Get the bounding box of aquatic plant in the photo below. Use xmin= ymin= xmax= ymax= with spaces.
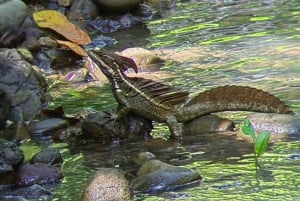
xmin=241 ymin=118 xmax=271 ymax=168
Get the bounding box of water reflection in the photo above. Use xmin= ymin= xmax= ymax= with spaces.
xmin=52 ymin=0 xmax=300 ymax=200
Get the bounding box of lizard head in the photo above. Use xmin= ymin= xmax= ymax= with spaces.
xmin=88 ymin=51 xmax=138 ymax=79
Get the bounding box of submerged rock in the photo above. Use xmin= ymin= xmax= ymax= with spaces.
xmin=247 ymin=113 xmax=300 ymax=135
xmin=0 ymin=184 xmax=52 ymax=200
xmin=82 ymin=110 xmax=153 ymax=142
xmin=83 ymin=168 xmax=132 ymax=201
xmin=0 ymin=139 xmax=24 ymax=185
xmin=90 ymin=13 xmax=139 ymax=33
xmin=118 ymin=47 xmax=164 ymax=72
xmin=131 ymin=159 xmax=202 ymax=194
xmin=15 ymin=163 xmax=63 ymax=186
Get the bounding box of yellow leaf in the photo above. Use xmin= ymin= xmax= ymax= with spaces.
xmin=33 ymin=10 xmax=91 ymax=45
xmin=56 ymin=39 xmax=88 ymax=57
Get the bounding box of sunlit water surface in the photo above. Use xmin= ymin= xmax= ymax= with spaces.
xmin=50 ymin=1 xmax=300 ymax=200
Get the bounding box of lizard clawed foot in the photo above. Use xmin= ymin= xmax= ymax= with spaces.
xmin=166 ymin=115 xmax=184 ymax=142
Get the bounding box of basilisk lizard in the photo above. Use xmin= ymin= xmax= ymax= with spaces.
xmin=87 ymin=51 xmax=292 ymax=140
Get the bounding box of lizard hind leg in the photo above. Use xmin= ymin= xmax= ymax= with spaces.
xmin=166 ymin=115 xmax=184 ymax=141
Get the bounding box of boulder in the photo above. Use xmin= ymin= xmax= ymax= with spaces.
xmin=118 ymin=47 xmax=164 ymax=72
xmin=0 ymin=139 xmax=24 ymax=185
xmin=0 ymin=48 xmax=48 ymax=121
xmin=82 ymin=110 xmax=152 ymax=142
xmin=131 ymin=159 xmax=202 ymax=194
xmin=83 ymin=168 xmax=132 ymax=201
xmin=30 ymin=147 xmax=63 ymax=165
xmin=15 ymin=163 xmax=63 ymax=186
xmin=247 ymin=113 xmax=300 ymax=135
xmin=184 ymin=114 xmax=235 ymax=134
xmin=0 ymin=0 xmax=27 ymax=35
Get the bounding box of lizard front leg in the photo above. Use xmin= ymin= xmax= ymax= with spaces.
xmin=114 ymin=106 xmax=131 ymax=120
xmin=166 ymin=115 xmax=184 ymax=141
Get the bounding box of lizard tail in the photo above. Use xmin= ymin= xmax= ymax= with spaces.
xmin=183 ymin=85 xmax=292 ymax=117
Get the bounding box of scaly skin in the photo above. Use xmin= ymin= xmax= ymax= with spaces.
xmin=88 ymin=51 xmax=293 ymax=140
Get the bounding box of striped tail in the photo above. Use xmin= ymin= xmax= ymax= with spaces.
xmin=180 ymin=85 xmax=292 ymax=121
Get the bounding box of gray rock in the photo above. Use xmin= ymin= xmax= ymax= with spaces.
xmin=0 ymin=139 xmax=24 ymax=174
xmin=0 ymin=0 xmax=27 ymax=35
xmin=1 ymin=184 xmax=52 ymax=200
xmin=83 ymin=168 xmax=132 ymax=201
xmin=0 ymin=48 xmax=48 ymax=121
xmin=15 ymin=163 xmax=63 ymax=186
xmin=30 ymin=147 xmax=63 ymax=165
xmin=0 ymin=89 xmax=11 ymax=129
xmin=28 ymin=118 xmax=69 ymax=136
xmin=68 ymin=0 xmax=100 ymax=20
xmin=82 ymin=110 xmax=152 ymax=142
xmin=132 ymin=159 xmax=202 ymax=194
xmin=184 ymin=114 xmax=235 ymax=134
xmin=118 ymin=47 xmax=164 ymax=72
xmin=247 ymin=113 xmax=300 ymax=135
xmin=132 ymin=152 xmax=155 ymax=165
xmin=0 ymin=139 xmax=24 ymax=185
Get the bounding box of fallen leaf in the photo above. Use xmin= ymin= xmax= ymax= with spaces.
xmin=33 ymin=10 xmax=91 ymax=45
xmin=56 ymin=39 xmax=88 ymax=56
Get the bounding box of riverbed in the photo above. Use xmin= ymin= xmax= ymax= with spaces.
xmin=51 ymin=1 xmax=300 ymax=200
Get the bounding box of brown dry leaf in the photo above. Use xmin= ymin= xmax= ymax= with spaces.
xmin=56 ymin=39 xmax=88 ymax=56
xmin=33 ymin=10 xmax=91 ymax=45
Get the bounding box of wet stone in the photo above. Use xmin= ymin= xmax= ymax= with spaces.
xmin=247 ymin=113 xmax=300 ymax=135
xmin=184 ymin=114 xmax=235 ymax=135
xmin=20 ymin=37 xmax=41 ymax=53
xmin=30 ymin=147 xmax=63 ymax=166
xmin=84 ymin=35 xmax=117 ymax=50
xmin=118 ymin=47 xmax=164 ymax=72
xmin=0 ymin=89 xmax=11 ymax=129
xmin=83 ymin=168 xmax=132 ymax=201
xmin=0 ymin=139 xmax=24 ymax=173
xmin=0 ymin=48 xmax=48 ymax=121
xmin=132 ymin=159 xmax=202 ymax=194
xmin=68 ymin=0 xmax=100 ymax=20
xmin=82 ymin=110 xmax=153 ymax=142
xmin=0 ymin=139 xmax=24 ymax=185
xmin=14 ymin=163 xmax=63 ymax=186
xmin=58 ymin=0 xmax=72 ymax=7
xmin=28 ymin=118 xmax=69 ymax=136
xmin=0 ymin=0 xmax=27 ymax=35
xmin=0 ymin=184 xmax=52 ymax=201
xmin=89 ymin=13 xmax=139 ymax=33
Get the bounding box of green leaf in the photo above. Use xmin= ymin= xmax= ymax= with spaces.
xmin=242 ymin=118 xmax=256 ymax=141
xmin=255 ymin=131 xmax=271 ymax=157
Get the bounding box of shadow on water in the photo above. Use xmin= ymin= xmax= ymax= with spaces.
xmin=50 ymin=0 xmax=300 ymax=200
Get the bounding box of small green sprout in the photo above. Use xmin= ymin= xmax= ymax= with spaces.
xmin=242 ymin=118 xmax=271 ymax=162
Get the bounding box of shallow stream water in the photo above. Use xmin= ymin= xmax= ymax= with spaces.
xmin=50 ymin=1 xmax=300 ymax=200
